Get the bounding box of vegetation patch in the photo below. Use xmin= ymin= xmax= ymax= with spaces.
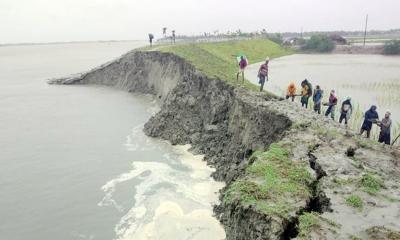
xmin=346 ymin=194 xmax=364 ymax=210
xmin=366 ymin=226 xmax=400 ymax=239
xmin=302 ymin=35 xmax=335 ymax=53
xmin=141 ymin=39 xmax=293 ymax=91
xmin=359 ymin=173 xmax=384 ymax=195
xmin=383 ymin=40 xmax=400 ymax=55
xmin=297 ymin=212 xmax=320 ymax=238
xmin=224 ymin=142 xmax=313 ymax=219
xmin=313 ymin=123 xmax=342 ymax=140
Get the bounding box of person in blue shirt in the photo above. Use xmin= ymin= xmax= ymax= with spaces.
xmin=313 ymin=85 xmax=323 ymax=114
xmin=360 ymin=105 xmax=379 ymax=138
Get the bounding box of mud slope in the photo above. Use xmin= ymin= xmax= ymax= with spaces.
xmin=49 ymin=50 xmax=400 ymax=240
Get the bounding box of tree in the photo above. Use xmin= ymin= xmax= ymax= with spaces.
xmin=162 ymin=27 xmax=167 ymax=38
xmin=303 ymin=35 xmax=335 ymax=52
xmin=383 ymin=40 xmax=400 ymax=55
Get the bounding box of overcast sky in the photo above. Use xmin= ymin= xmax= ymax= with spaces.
xmin=1 ymin=0 xmax=399 ymax=44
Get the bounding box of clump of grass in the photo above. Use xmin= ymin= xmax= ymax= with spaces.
xmin=354 ymin=135 xmax=381 ymax=149
xmin=349 ymin=235 xmax=362 ymax=240
xmin=257 ymin=202 xmax=295 ymax=217
xmin=359 ymin=173 xmax=384 ymax=195
xmin=297 ymin=212 xmax=320 ymax=237
xmin=332 ymin=177 xmax=356 ymax=186
xmin=223 ymin=180 xmax=265 ymax=204
xmin=366 ymin=226 xmax=400 ymax=239
xmin=346 ymin=194 xmax=364 ymax=210
xmin=224 ymin=142 xmax=313 ymax=219
xmin=313 ymin=124 xmax=341 ymax=139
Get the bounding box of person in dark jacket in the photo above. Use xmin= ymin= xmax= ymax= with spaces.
xmin=313 ymin=85 xmax=323 ymax=114
xmin=148 ymin=33 xmax=154 ymax=46
xmin=339 ymin=96 xmax=353 ymax=126
xmin=324 ymin=90 xmax=337 ymax=120
xmin=300 ymin=79 xmax=312 ymax=108
xmin=360 ymin=105 xmax=379 ymax=138
xmin=377 ymin=111 xmax=392 ymax=145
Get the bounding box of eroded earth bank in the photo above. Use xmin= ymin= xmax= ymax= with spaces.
xmin=49 ymin=50 xmax=400 ymax=240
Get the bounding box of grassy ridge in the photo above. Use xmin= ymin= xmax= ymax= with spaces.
xmin=144 ymin=39 xmax=293 ymax=90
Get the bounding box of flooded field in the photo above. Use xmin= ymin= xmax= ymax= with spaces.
xmin=248 ymin=54 xmax=400 ymax=141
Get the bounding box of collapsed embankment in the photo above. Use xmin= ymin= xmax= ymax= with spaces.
xmin=49 ymin=49 xmax=400 ymax=240
xmin=49 ymin=50 xmax=291 ymax=182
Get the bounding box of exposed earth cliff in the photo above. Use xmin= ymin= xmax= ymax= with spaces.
xmin=49 ymin=41 xmax=400 ymax=240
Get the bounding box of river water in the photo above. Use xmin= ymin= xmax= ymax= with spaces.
xmin=0 ymin=42 xmax=225 ymax=240
xmin=248 ymin=54 xmax=400 ymax=131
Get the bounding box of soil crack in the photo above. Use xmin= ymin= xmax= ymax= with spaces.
xmin=283 ymin=144 xmax=332 ymax=239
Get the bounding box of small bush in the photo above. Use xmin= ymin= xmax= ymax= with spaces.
xmin=303 ymin=35 xmax=335 ymax=52
xmin=383 ymin=40 xmax=400 ymax=55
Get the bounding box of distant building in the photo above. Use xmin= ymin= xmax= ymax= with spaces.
xmin=329 ymin=34 xmax=347 ymax=45
xmin=283 ymin=37 xmax=306 ymax=46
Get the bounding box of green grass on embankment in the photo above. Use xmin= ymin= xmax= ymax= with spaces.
xmin=141 ymin=39 xmax=293 ymax=91
xmin=223 ymin=142 xmax=313 ymax=219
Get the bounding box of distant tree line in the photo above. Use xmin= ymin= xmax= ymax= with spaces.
xmin=302 ymin=35 xmax=335 ymax=53
xmin=383 ymin=40 xmax=400 ymax=55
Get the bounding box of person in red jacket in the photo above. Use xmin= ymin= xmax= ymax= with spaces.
xmin=324 ymin=90 xmax=338 ymax=120
xmin=258 ymin=57 xmax=269 ymax=91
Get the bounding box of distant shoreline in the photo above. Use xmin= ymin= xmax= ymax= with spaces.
xmin=0 ymin=40 xmax=144 ymax=47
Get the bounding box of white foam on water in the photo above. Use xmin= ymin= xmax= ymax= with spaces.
xmin=146 ymin=99 xmax=160 ymax=115
xmin=123 ymin=201 xmax=225 ymax=240
xmin=100 ymin=134 xmax=225 ymax=240
xmin=124 ymin=124 xmax=153 ymax=152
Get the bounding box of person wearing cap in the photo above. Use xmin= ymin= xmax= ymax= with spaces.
xmin=324 ymin=90 xmax=337 ymax=119
xmin=360 ymin=105 xmax=379 ymax=138
xmin=258 ymin=57 xmax=269 ymax=91
xmin=377 ymin=111 xmax=392 ymax=145
xmin=339 ymin=96 xmax=353 ymax=126
xmin=286 ymin=82 xmax=297 ymax=102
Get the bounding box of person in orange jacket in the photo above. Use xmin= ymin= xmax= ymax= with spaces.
xmin=286 ymin=82 xmax=297 ymax=102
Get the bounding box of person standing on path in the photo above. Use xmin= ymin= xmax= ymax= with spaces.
xmin=313 ymin=85 xmax=323 ymax=114
xmin=339 ymin=96 xmax=353 ymax=126
xmin=377 ymin=111 xmax=392 ymax=145
xmin=360 ymin=105 xmax=379 ymax=138
xmin=258 ymin=57 xmax=269 ymax=91
xmin=236 ymin=56 xmax=248 ymax=84
xmin=324 ymin=90 xmax=338 ymax=120
xmin=172 ymin=30 xmax=176 ymax=44
xmin=148 ymin=33 xmax=154 ymax=47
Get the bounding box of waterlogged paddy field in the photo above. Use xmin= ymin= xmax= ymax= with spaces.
xmin=248 ymin=54 xmax=400 ymax=139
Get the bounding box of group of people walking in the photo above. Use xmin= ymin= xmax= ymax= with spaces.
xmin=234 ymin=55 xmax=395 ymax=146
xmin=236 ymin=55 xmax=270 ymax=92
xmin=285 ymin=79 xmax=393 ymax=145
